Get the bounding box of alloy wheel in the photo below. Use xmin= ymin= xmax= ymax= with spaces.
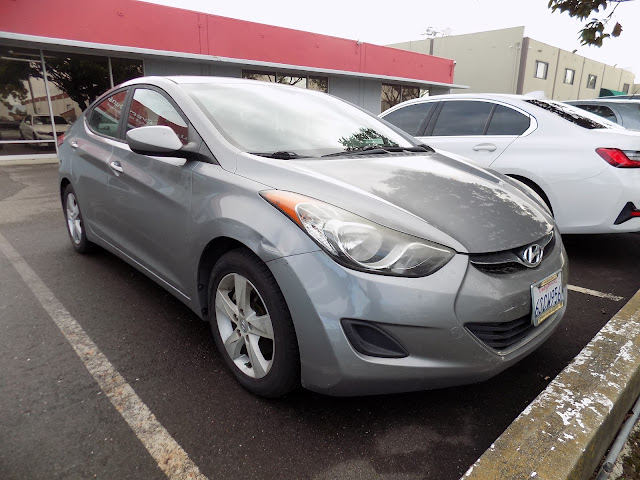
xmin=215 ymin=273 xmax=275 ymax=379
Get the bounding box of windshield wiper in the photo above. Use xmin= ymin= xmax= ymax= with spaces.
xmin=250 ymin=151 xmax=309 ymax=160
xmin=321 ymin=144 xmax=433 ymax=157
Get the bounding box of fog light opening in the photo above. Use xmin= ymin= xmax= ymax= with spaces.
xmin=341 ymin=319 xmax=408 ymax=358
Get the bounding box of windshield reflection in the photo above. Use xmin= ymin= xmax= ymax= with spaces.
xmin=184 ymin=82 xmax=412 ymax=158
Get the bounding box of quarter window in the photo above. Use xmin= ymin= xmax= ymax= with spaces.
xmin=127 ymin=89 xmax=189 ymax=145
xmin=564 ymin=69 xmax=575 ymax=85
xmin=535 ymin=61 xmax=548 ymax=80
xmin=486 ymin=105 xmax=530 ymax=135
xmin=432 ymin=101 xmax=493 ymax=136
xmin=587 ymin=74 xmax=597 ymax=89
xmin=382 ymin=103 xmax=434 ymax=136
xmin=88 ymin=90 xmax=128 ymax=139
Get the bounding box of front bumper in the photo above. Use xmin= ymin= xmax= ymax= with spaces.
xmin=267 ymin=237 xmax=568 ymax=396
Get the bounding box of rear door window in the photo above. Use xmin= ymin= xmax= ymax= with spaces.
xmin=431 ymin=101 xmax=493 ymax=136
xmin=382 ymin=102 xmax=434 ymax=136
xmin=87 ymin=90 xmax=128 ymax=139
xmin=486 ymin=105 xmax=531 ymax=135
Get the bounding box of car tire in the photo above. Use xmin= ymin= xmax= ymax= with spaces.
xmin=63 ymin=184 xmax=93 ymax=253
xmin=208 ymin=249 xmax=300 ymax=397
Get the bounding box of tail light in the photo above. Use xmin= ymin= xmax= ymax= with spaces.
xmin=56 ymin=133 xmax=65 ymax=147
xmin=596 ymin=148 xmax=640 ymax=168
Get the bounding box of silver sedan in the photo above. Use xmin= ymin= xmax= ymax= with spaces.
xmin=58 ymin=77 xmax=568 ymax=397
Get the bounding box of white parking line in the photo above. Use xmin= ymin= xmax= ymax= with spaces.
xmin=568 ymin=284 xmax=624 ymax=302
xmin=0 ymin=232 xmax=209 ymax=480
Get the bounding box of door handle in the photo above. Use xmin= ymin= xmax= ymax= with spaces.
xmin=109 ymin=161 xmax=124 ymax=174
xmin=70 ymin=141 xmax=78 ymax=149
xmin=472 ymin=143 xmax=497 ymax=152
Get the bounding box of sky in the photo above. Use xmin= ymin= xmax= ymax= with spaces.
xmin=141 ymin=0 xmax=640 ymax=83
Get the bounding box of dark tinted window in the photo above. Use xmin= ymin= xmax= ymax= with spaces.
xmin=383 ymin=103 xmax=433 ymax=136
xmin=486 ymin=105 xmax=530 ymax=135
xmin=432 ymin=101 xmax=493 ymax=136
xmin=88 ymin=90 xmax=127 ymax=138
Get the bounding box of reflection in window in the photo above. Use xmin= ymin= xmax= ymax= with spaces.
xmin=242 ymin=70 xmax=328 ymax=93
xmin=381 ymin=84 xmax=423 ymax=112
xmin=128 ymin=89 xmax=188 ymax=144
xmin=308 ymin=76 xmax=328 ymax=93
xmin=43 ymin=51 xmax=109 ymax=111
xmin=112 ymin=57 xmax=144 ymax=86
xmin=564 ymin=69 xmax=575 ymax=85
xmin=587 ymin=74 xmax=597 ymax=89
xmin=88 ymin=90 xmax=127 ymax=138
xmin=0 ymin=46 xmax=56 ymax=154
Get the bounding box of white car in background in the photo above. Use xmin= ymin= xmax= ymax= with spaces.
xmin=380 ymin=94 xmax=640 ymax=234
xmin=19 ymin=114 xmax=70 ymax=143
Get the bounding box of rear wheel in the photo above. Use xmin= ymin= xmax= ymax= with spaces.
xmin=208 ymin=249 xmax=299 ymax=397
xmin=63 ymin=184 xmax=93 ymax=253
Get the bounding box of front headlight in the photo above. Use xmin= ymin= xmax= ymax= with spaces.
xmin=261 ymin=191 xmax=455 ymax=277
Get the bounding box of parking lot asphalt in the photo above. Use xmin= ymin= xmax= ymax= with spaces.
xmin=1 ymin=163 xmax=639 ymax=480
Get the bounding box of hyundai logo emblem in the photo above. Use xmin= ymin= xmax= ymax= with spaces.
xmin=521 ymin=244 xmax=543 ymax=267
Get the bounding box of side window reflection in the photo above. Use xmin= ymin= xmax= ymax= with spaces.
xmin=88 ymin=91 xmax=127 ymax=139
xmin=127 ymin=89 xmax=188 ymax=145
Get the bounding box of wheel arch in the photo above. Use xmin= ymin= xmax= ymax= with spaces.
xmin=196 ymin=236 xmax=249 ymax=321
xmin=506 ymin=174 xmax=554 ymax=215
xmin=60 ymin=177 xmax=71 ymax=207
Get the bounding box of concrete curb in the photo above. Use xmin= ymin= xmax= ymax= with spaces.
xmin=463 ymin=287 xmax=640 ymax=480
xmin=0 ymin=157 xmax=58 ymax=166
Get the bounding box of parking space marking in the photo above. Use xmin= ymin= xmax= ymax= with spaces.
xmin=567 ymin=284 xmax=624 ymax=302
xmin=0 ymin=232 xmax=209 ymax=480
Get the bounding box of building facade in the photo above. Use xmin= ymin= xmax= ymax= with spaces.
xmin=389 ymin=27 xmax=636 ymax=100
xmin=0 ymin=0 xmax=463 ymax=159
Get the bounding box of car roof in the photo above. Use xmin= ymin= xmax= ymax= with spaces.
xmin=122 ymin=75 xmax=292 ymax=87
xmin=567 ymin=98 xmax=640 ymax=105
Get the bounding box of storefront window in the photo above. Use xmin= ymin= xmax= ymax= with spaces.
xmin=381 ymin=84 xmax=422 ymax=112
xmin=111 ymin=57 xmax=144 ymax=86
xmin=243 ymin=70 xmax=328 ymax=93
xmin=0 ymin=46 xmax=56 ymax=154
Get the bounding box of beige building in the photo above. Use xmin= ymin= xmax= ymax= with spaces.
xmin=389 ymin=27 xmax=636 ymax=100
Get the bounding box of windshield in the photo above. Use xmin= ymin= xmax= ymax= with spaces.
xmin=34 ymin=116 xmax=68 ymax=125
xmin=525 ymin=99 xmax=615 ymax=129
xmin=183 ymin=82 xmax=414 ymax=157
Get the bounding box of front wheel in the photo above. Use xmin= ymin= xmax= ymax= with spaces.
xmin=209 ymin=249 xmax=299 ymax=397
xmin=63 ymin=184 xmax=93 ymax=253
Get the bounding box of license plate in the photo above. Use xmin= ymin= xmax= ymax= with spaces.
xmin=531 ymin=270 xmax=564 ymax=326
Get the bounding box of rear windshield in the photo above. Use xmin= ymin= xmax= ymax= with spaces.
xmin=525 ymin=99 xmax=611 ymax=129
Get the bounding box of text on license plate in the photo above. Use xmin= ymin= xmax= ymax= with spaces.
xmin=531 ymin=271 xmax=564 ymax=327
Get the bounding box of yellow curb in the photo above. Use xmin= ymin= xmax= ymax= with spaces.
xmin=463 ymin=288 xmax=640 ymax=480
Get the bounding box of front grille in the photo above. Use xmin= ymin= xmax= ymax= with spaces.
xmin=469 ymin=231 xmax=556 ymax=274
xmin=465 ymin=315 xmax=534 ymax=351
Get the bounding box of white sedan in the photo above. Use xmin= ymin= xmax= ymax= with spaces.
xmin=380 ymin=93 xmax=640 ymax=234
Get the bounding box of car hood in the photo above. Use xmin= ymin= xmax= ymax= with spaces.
xmin=237 ymin=150 xmax=554 ymax=253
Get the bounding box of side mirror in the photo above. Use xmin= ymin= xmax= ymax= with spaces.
xmin=126 ymin=126 xmax=184 ymax=156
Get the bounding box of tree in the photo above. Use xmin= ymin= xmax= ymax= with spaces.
xmin=548 ymin=0 xmax=633 ymax=46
